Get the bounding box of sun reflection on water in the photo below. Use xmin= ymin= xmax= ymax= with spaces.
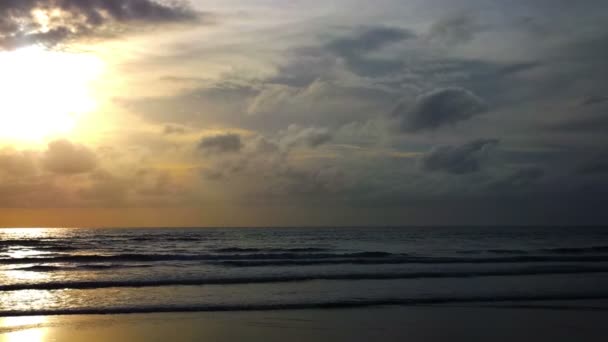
xmin=1 ymin=228 xmax=51 ymax=238
xmin=1 ymin=228 xmax=56 ymax=283
xmin=3 ymin=268 xmax=49 ymax=282
xmin=1 ymin=228 xmax=62 ymax=338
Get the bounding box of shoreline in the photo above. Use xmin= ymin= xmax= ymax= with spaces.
xmin=2 ymin=302 xmax=607 ymax=342
xmin=2 ymin=295 xmax=608 ymax=318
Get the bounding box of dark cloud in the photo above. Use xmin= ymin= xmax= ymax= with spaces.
xmin=578 ymin=153 xmax=608 ymax=175
xmin=496 ymin=61 xmax=543 ymax=76
xmin=325 ymin=26 xmax=415 ymax=76
xmin=488 ymin=167 xmax=545 ymax=191
xmin=393 ymin=87 xmax=488 ymax=132
xmin=327 ymin=26 xmax=415 ymax=56
xmin=580 ymin=95 xmax=608 ymax=107
xmin=0 ymin=0 xmax=202 ymax=49
xmin=198 ymin=133 xmax=243 ymax=154
xmin=549 ymin=114 xmax=608 ymax=133
xmin=428 ymin=13 xmax=483 ymax=45
xmin=307 ymin=130 xmax=333 ymax=147
xmin=265 ymin=166 xmax=351 ymax=198
xmin=420 ymin=139 xmax=499 ymax=174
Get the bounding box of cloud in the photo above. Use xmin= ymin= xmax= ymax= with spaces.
xmin=247 ymin=84 xmax=299 ymax=116
xmin=198 ymin=133 xmax=243 ymax=154
xmin=163 ymin=124 xmax=188 ymax=135
xmin=327 ymin=26 xmax=415 ymax=56
xmin=578 ymin=153 xmax=608 ymax=175
xmin=549 ymin=114 xmax=608 ymax=133
xmin=488 ymin=167 xmax=545 ymax=191
xmin=0 ymin=0 xmax=202 ymax=49
xmin=42 ymin=140 xmax=97 ymax=174
xmin=428 ymin=13 xmax=483 ymax=45
xmin=325 ymin=26 xmax=416 ymax=76
xmin=420 ymin=139 xmax=499 ymax=174
xmin=279 ymin=125 xmax=332 ymax=149
xmin=123 ymin=81 xmax=257 ymax=129
xmin=0 ymin=149 xmax=37 ymax=176
xmin=393 ymin=87 xmax=488 ymax=132
xmin=78 ymin=170 xmax=128 ymax=206
xmin=580 ymin=95 xmax=608 ymax=106
xmin=195 ymin=127 xmax=348 ymax=201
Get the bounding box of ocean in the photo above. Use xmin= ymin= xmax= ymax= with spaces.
xmin=1 ymin=226 xmax=608 ymax=316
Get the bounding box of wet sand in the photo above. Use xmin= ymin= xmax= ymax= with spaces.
xmin=1 ymin=302 xmax=606 ymax=342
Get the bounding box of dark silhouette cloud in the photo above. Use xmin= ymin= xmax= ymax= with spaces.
xmin=393 ymin=88 xmax=488 ymax=132
xmin=0 ymin=0 xmax=202 ymax=49
xmin=421 ymin=139 xmax=499 ymax=174
xmin=198 ymin=133 xmax=243 ymax=154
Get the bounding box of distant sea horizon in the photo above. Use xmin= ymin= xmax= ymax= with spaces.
xmin=3 ymin=224 xmax=608 ymax=229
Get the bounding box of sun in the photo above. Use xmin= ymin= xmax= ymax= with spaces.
xmin=0 ymin=46 xmax=104 ymax=142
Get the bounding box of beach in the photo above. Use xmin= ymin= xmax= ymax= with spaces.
xmin=2 ymin=303 xmax=607 ymax=342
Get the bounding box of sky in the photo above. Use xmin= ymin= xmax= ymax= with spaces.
xmin=0 ymin=0 xmax=608 ymax=227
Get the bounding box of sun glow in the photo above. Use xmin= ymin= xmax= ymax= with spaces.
xmin=0 ymin=46 xmax=104 ymax=142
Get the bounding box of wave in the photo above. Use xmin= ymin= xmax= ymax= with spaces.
xmin=2 ymin=292 xmax=608 ymax=317
xmin=0 ymin=251 xmax=396 ymax=265
xmin=14 ymin=264 xmax=154 ymax=272
xmin=4 ymin=252 xmax=608 ymax=266
xmin=457 ymin=246 xmax=608 ymax=256
xmin=3 ymin=266 xmax=608 ymax=291
xmin=485 ymin=249 xmax=528 ymax=255
xmin=541 ymin=246 xmax=608 ymax=254
xmin=0 ymin=239 xmax=55 ymax=247
xmin=128 ymin=236 xmax=202 ymax=242
xmin=214 ymin=247 xmax=329 ymax=253
xmin=0 ymin=239 xmax=79 ymax=252
xmin=218 ymin=255 xmax=608 ymax=267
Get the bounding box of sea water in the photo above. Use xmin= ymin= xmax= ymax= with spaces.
xmin=1 ymin=226 xmax=608 ymax=316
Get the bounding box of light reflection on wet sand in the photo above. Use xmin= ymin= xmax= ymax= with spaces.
xmin=0 ymin=316 xmax=47 ymax=342
xmin=0 ymin=305 xmax=607 ymax=342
